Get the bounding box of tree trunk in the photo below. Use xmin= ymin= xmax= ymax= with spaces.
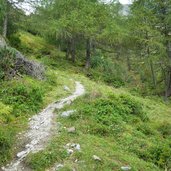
xmin=126 ymin=54 xmax=131 ymax=71
xmin=3 ymin=13 xmax=8 ymax=38
xmin=165 ymin=41 xmax=171 ymax=98
xmin=149 ymin=59 xmax=156 ymax=88
xmin=92 ymin=41 xmax=96 ymax=55
xmin=66 ymin=39 xmax=71 ymax=60
xmin=165 ymin=69 xmax=171 ymax=99
xmin=85 ymin=38 xmax=91 ymax=69
xmin=71 ymin=38 xmax=75 ymax=63
xmin=145 ymin=33 xmax=156 ymax=88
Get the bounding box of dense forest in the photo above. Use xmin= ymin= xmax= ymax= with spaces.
xmin=0 ymin=0 xmax=171 ymax=171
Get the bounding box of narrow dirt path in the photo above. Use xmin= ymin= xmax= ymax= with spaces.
xmin=2 ymin=81 xmax=85 ymax=171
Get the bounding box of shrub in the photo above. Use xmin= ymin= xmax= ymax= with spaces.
xmin=157 ymin=122 xmax=171 ymax=138
xmin=140 ymin=142 xmax=171 ymax=169
xmin=0 ymin=83 xmax=44 ymax=116
xmin=78 ymin=93 xmax=147 ymax=135
xmin=9 ymin=34 xmax=21 ymax=48
xmin=0 ymin=127 xmax=16 ymax=165
xmin=0 ymin=102 xmax=13 ymax=124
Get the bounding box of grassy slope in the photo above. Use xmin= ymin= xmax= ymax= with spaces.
xmin=0 ymin=32 xmax=75 ymax=166
xmin=1 ymin=32 xmax=171 ymax=170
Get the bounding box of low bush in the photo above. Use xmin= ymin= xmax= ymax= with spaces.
xmin=157 ymin=122 xmax=171 ymax=138
xmin=148 ymin=142 xmax=171 ymax=169
xmin=0 ymin=83 xmax=44 ymax=117
xmin=0 ymin=127 xmax=16 ymax=165
xmin=9 ymin=34 xmax=21 ymax=48
xmin=0 ymin=102 xmax=13 ymax=124
xmin=78 ymin=93 xmax=147 ymax=136
xmin=136 ymin=141 xmax=171 ymax=169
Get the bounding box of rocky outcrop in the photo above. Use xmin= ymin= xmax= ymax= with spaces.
xmin=15 ymin=50 xmax=45 ymax=80
xmin=0 ymin=35 xmax=45 ymax=80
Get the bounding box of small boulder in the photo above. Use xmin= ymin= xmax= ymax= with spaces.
xmin=71 ymin=143 xmax=81 ymax=151
xmin=75 ymin=144 xmax=81 ymax=151
xmin=64 ymin=86 xmax=70 ymax=91
xmin=67 ymin=127 xmax=76 ymax=133
xmin=61 ymin=110 xmax=75 ymax=118
xmin=121 ymin=166 xmax=132 ymax=171
xmin=92 ymin=155 xmax=101 ymax=161
xmin=55 ymin=164 xmax=64 ymax=170
xmin=67 ymin=149 xmax=74 ymax=155
xmin=17 ymin=151 xmax=28 ymax=158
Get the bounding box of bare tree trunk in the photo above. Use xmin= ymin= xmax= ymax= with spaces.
xmin=3 ymin=13 xmax=8 ymax=38
xmin=149 ymin=59 xmax=156 ymax=87
xmin=145 ymin=32 xmax=156 ymax=88
xmin=66 ymin=39 xmax=71 ymax=60
xmin=85 ymin=38 xmax=91 ymax=69
xmin=165 ymin=70 xmax=171 ymax=99
xmin=92 ymin=41 xmax=96 ymax=55
xmin=71 ymin=38 xmax=75 ymax=63
xmin=165 ymin=42 xmax=171 ymax=99
xmin=126 ymin=54 xmax=131 ymax=71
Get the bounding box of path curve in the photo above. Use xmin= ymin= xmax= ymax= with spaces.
xmin=2 ymin=81 xmax=85 ymax=171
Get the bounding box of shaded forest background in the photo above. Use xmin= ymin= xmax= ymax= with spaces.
xmin=0 ymin=0 xmax=171 ymax=98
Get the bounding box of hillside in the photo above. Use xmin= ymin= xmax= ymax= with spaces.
xmin=0 ymin=32 xmax=170 ymax=171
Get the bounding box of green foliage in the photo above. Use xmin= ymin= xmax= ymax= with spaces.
xmin=0 ymin=102 xmax=13 ymax=124
xmin=90 ymin=54 xmax=127 ymax=87
xmin=157 ymin=122 xmax=171 ymax=138
xmin=147 ymin=142 xmax=171 ymax=169
xmin=8 ymin=34 xmax=21 ymax=48
xmin=0 ymin=83 xmax=44 ymax=116
xmin=0 ymin=47 xmax=16 ymax=80
xmin=26 ymin=141 xmax=68 ymax=171
xmin=77 ymin=93 xmax=147 ymax=137
xmin=0 ymin=126 xmax=16 ymax=165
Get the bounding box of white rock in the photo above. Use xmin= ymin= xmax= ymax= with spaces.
xmin=92 ymin=155 xmax=101 ymax=161
xmin=64 ymin=86 xmax=70 ymax=91
xmin=121 ymin=166 xmax=132 ymax=171
xmin=71 ymin=143 xmax=76 ymax=148
xmin=75 ymin=144 xmax=81 ymax=151
xmin=67 ymin=149 xmax=74 ymax=155
xmin=74 ymin=159 xmax=78 ymax=163
xmin=17 ymin=151 xmax=28 ymax=158
xmin=67 ymin=127 xmax=76 ymax=133
xmin=61 ymin=110 xmax=75 ymax=118
xmin=55 ymin=164 xmax=64 ymax=170
xmin=70 ymin=143 xmax=81 ymax=150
